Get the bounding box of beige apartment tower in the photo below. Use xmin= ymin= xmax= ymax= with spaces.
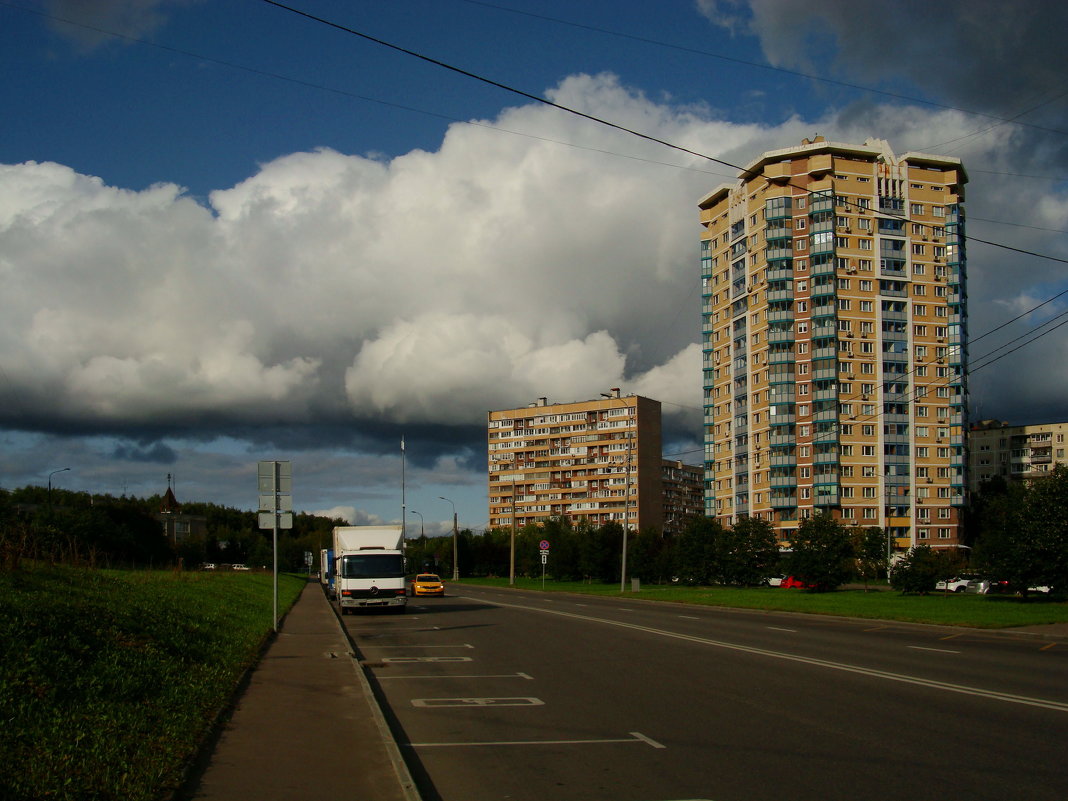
xmin=488 ymin=392 xmax=664 ymax=532
xmin=700 ymin=137 xmax=968 ymax=548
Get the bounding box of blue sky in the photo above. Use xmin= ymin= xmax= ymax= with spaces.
xmin=2 ymin=0 xmax=1067 ymax=533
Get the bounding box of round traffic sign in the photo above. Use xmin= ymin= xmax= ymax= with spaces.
xmin=539 ymin=539 xmax=550 ymax=550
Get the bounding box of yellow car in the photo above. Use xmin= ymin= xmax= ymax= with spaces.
xmin=410 ymin=573 xmax=445 ymax=597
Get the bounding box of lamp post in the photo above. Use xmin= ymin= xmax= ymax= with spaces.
xmin=601 ymin=390 xmax=634 ymax=593
xmin=409 ymin=509 xmax=424 ymax=537
xmin=48 ymin=467 xmax=70 ymax=507
xmin=491 ymin=456 xmax=517 ymax=586
xmin=439 ymin=496 xmax=459 ymax=580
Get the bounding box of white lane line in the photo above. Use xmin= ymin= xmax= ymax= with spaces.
xmin=405 ymin=731 xmax=664 ymax=749
xmin=678 ymin=615 xmax=701 ymax=620
xmin=767 ymin=626 xmax=797 ymax=633
xmin=459 ymin=595 xmax=1068 ymax=713
xmin=381 ymin=656 xmax=473 ymax=664
xmin=378 ymin=672 xmax=534 ymax=681
xmin=908 ymin=645 xmax=961 ymax=655
xmin=363 ymin=643 xmax=475 ymax=649
xmin=412 ymin=697 xmax=544 ymax=708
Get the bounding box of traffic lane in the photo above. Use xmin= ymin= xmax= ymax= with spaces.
xmin=361 ymin=594 xmax=1068 ymax=801
xmin=455 ymin=586 xmax=1068 ymax=704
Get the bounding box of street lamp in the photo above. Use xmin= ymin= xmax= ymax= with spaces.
xmin=491 ymin=456 xmax=518 ymax=586
xmin=409 ymin=509 xmax=424 ymax=537
xmin=439 ymin=496 xmax=459 ymax=580
xmin=48 ymin=467 xmax=70 ymax=507
xmin=601 ymin=390 xmax=634 ymax=593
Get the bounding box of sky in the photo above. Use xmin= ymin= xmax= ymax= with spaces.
xmin=2 ymin=0 xmax=1067 ymax=535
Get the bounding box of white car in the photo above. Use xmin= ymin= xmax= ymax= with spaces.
xmin=935 ymin=575 xmax=977 ymax=593
xmin=765 ymin=575 xmax=786 ymax=587
xmin=232 ymin=563 xmax=250 ymax=571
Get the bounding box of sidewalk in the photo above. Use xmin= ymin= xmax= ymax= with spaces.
xmin=183 ymin=580 xmax=420 ymax=801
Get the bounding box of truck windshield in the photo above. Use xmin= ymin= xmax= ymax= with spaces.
xmin=339 ymin=553 xmax=405 ymax=579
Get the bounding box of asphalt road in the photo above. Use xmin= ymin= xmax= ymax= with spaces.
xmin=341 ymin=586 xmax=1068 ymax=801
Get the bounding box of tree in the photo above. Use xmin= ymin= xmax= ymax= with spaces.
xmin=674 ymin=516 xmax=722 ymax=585
xmin=975 ymin=466 xmax=1068 ymax=595
xmin=889 ymin=544 xmax=948 ymax=594
xmin=788 ymin=513 xmax=854 ymax=592
xmin=853 ymin=526 xmax=889 ymax=590
xmin=716 ymin=516 xmax=779 ymax=586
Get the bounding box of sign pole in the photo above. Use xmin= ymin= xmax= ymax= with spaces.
xmin=273 ymin=461 xmax=279 ymax=632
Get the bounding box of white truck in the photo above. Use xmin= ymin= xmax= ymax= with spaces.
xmin=332 ymin=525 xmax=406 ymax=614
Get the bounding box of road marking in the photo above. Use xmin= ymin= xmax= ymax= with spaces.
xmin=1040 ymin=642 xmax=1057 ymax=651
xmin=378 ymin=672 xmax=534 ymax=681
xmin=461 ymin=595 xmax=1068 ymax=713
xmin=678 ymin=615 xmax=701 ymax=620
xmin=908 ymin=646 xmax=961 ymax=654
xmin=864 ymin=625 xmax=887 ymax=632
xmin=767 ymin=626 xmax=797 ymax=633
xmin=411 ymin=697 xmax=544 ymax=708
xmin=381 ymin=656 xmax=473 ymax=663
xmin=365 ymin=643 xmax=475 ymax=649
xmin=405 ymin=731 xmax=664 ymax=749
xmin=939 ymin=633 xmax=963 ymax=641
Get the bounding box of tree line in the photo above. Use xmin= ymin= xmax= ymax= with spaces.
xmin=408 ymin=466 xmax=1068 ymax=596
xmin=5 ymin=465 xmax=1066 ymax=594
xmin=0 ymin=486 xmax=342 ymax=572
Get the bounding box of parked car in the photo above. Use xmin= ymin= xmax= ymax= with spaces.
xmin=780 ymin=576 xmax=813 ymax=589
xmin=765 ymin=575 xmax=786 ymax=587
xmin=232 ymin=563 xmax=250 ymax=571
xmin=200 ymin=563 xmax=216 ymax=571
xmin=410 ymin=573 xmax=445 ymax=597
xmin=935 ymin=575 xmax=979 ymax=593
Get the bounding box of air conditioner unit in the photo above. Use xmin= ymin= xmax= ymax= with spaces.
xmin=847 ymin=266 xmax=857 ymax=274
xmin=927 ymin=478 xmax=934 ymax=483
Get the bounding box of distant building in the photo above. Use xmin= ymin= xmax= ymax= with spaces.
xmin=661 ymin=459 xmax=704 ymax=536
xmin=488 ymin=391 xmax=699 ymax=534
xmin=157 ymin=484 xmax=207 ymax=545
xmin=700 ymin=136 xmax=968 ymax=549
xmin=968 ymin=420 xmax=1068 ymax=491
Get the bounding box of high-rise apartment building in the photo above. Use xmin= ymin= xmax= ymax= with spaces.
xmin=699 ymin=137 xmax=968 ymax=548
xmin=487 ymin=392 xmax=665 ymax=532
xmin=969 ymin=420 xmax=1068 ymax=490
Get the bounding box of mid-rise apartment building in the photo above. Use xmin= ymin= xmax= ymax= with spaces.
xmin=488 ymin=392 xmax=667 ymax=532
xmin=661 ymin=459 xmax=704 ymax=536
xmin=969 ymin=420 xmax=1068 ymax=490
xmin=700 ymin=137 xmax=968 ymax=548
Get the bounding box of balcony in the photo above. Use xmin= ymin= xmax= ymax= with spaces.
xmin=767 ymin=287 xmax=795 ymax=303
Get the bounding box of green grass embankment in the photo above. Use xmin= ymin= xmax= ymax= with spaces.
xmin=0 ymin=566 xmax=306 ymax=801
xmin=454 ymin=577 xmax=1068 ymax=628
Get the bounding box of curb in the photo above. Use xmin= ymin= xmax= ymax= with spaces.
xmin=325 ymin=588 xmax=423 ymax=801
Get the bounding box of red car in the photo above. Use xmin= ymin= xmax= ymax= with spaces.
xmin=779 ymin=576 xmax=813 ymax=589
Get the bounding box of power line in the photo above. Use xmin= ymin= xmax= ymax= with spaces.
xmin=456 ymin=0 xmax=1068 ymax=139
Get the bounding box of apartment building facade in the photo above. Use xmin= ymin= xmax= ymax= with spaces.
xmin=700 ymin=137 xmax=968 ymax=548
xmin=661 ymin=459 xmax=704 ymax=535
xmin=487 ymin=392 xmax=665 ymax=532
xmin=969 ymin=420 xmax=1068 ymax=490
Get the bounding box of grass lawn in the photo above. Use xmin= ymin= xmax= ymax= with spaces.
xmin=454 ymin=577 xmax=1068 ymax=628
xmin=0 ymin=566 xmax=306 ymax=801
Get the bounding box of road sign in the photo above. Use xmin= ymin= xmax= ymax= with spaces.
xmin=540 ymin=553 xmax=547 ymax=565
xmin=539 ymin=539 xmax=550 ymax=550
